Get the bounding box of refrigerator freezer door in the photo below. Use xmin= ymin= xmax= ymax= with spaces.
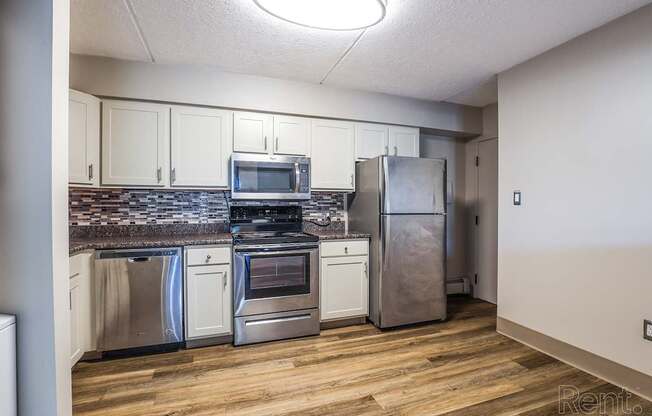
xmin=381 ymin=157 xmax=446 ymax=214
xmin=378 ymin=214 xmax=446 ymax=327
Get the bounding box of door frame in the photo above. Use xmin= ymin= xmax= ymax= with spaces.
xmin=469 ymin=137 xmax=498 ymax=304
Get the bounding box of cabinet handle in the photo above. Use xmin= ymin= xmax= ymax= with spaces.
xmin=384 ymin=146 xmax=389 ymax=155
xmin=344 ymin=246 xmax=348 ymax=254
xmin=205 ymin=254 xmax=212 ymax=263
xmin=264 ymin=136 xmax=268 ymax=150
xmin=157 ymin=167 xmax=162 ymax=182
xmin=275 ymin=137 xmax=279 ymax=152
xmin=69 ymin=291 xmax=72 ymax=311
xmin=350 ymin=174 xmax=354 ymax=187
xmin=224 ymin=270 xmax=228 ymax=289
xmin=171 ymin=168 xmax=176 ymax=183
xmin=394 ymin=146 xmax=398 ymax=156
xmin=364 ymin=262 xmax=368 ymax=277
xmin=88 ymin=164 xmax=93 ymax=180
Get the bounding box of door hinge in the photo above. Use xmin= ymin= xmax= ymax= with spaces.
xmin=475 ymin=215 xmax=479 ymax=226
xmin=474 ymin=274 xmax=478 ymax=285
xmin=475 ymin=156 xmax=479 ymax=166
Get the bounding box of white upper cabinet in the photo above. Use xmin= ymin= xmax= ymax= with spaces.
xmin=69 ymin=90 xmax=100 ymax=186
xmin=310 ymin=119 xmax=355 ymax=191
xmin=388 ymin=126 xmax=420 ymax=157
xmin=102 ymin=100 xmax=170 ymax=187
xmin=233 ymin=111 xmax=273 ymax=154
xmin=171 ymin=106 xmax=232 ymax=188
xmin=273 ymin=115 xmax=310 ymax=156
xmin=355 ymin=123 xmax=389 ymax=160
xmin=234 ymin=112 xmax=310 ymax=156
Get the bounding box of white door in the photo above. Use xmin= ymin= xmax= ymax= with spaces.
xmin=355 ymin=123 xmax=388 ymax=160
xmin=171 ymin=106 xmax=232 ymax=188
xmin=233 ymin=111 xmax=273 ymax=154
xmin=102 ymin=100 xmax=169 ymax=187
xmin=310 ymin=119 xmax=355 ymax=190
xmin=69 ymin=90 xmax=100 ymax=186
xmin=475 ymin=138 xmax=498 ymax=304
xmin=186 ymin=264 xmax=232 ymax=338
xmin=273 ymin=115 xmax=310 ymax=156
xmin=388 ymin=126 xmax=420 ymax=157
xmin=69 ymin=275 xmax=82 ymax=367
xmin=320 ymin=256 xmax=368 ymax=321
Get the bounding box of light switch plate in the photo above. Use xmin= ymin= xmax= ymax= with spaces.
xmin=644 ymin=320 xmax=652 ymax=341
xmin=513 ymin=191 xmax=522 ymax=206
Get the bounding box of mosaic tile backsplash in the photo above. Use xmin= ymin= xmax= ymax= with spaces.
xmin=69 ymin=188 xmax=345 ymax=226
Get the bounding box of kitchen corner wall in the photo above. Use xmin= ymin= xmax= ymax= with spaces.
xmin=498 ymin=4 xmax=652 ymax=377
xmin=69 ymin=188 xmax=345 ymax=226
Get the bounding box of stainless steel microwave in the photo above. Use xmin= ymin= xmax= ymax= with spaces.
xmin=230 ymin=153 xmax=311 ymax=200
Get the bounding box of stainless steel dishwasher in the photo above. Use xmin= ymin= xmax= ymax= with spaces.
xmin=94 ymin=247 xmax=183 ymax=352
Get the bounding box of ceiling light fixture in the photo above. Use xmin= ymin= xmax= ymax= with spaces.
xmin=254 ymin=0 xmax=386 ymax=31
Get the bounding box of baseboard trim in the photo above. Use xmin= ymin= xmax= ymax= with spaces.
xmin=497 ymin=317 xmax=652 ymax=401
xmin=320 ymin=316 xmax=367 ymax=330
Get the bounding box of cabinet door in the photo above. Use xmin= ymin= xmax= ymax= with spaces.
xmin=273 ymin=115 xmax=310 ymax=156
xmin=186 ymin=264 xmax=232 ymax=338
xmin=355 ymin=123 xmax=388 ymax=160
xmin=69 ymin=275 xmax=82 ymax=367
xmin=310 ymin=119 xmax=355 ymax=190
xmin=320 ymin=256 xmax=369 ymax=321
xmin=388 ymin=126 xmax=420 ymax=157
xmin=102 ymin=100 xmax=169 ymax=187
xmin=233 ymin=111 xmax=273 ymax=154
xmin=69 ymin=90 xmax=100 ymax=186
xmin=171 ymin=106 xmax=232 ymax=188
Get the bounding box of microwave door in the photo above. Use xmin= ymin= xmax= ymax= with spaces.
xmin=230 ymin=154 xmax=311 ymax=200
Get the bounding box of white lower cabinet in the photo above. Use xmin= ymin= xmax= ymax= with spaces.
xmin=69 ymin=252 xmax=93 ymax=368
xmin=319 ymin=240 xmax=369 ymax=322
xmin=185 ymin=246 xmax=232 ymax=339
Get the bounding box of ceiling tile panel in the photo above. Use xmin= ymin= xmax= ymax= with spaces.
xmin=324 ymin=0 xmax=651 ymax=100
xmin=128 ymin=0 xmax=362 ymax=83
xmin=70 ymin=0 xmax=151 ymax=61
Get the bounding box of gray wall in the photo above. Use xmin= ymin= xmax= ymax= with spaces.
xmin=420 ymin=135 xmax=468 ymax=282
xmin=0 ymin=0 xmax=71 ymax=414
xmin=69 ymin=54 xmax=482 ymax=135
xmin=498 ymin=4 xmax=652 ymax=376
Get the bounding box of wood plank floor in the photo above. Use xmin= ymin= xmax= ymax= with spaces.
xmin=72 ymin=297 xmax=651 ymax=415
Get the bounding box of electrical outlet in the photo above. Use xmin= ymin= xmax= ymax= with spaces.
xmin=644 ymin=320 xmax=652 ymax=341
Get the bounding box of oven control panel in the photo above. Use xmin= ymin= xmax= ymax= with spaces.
xmin=230 ymin=205 xmax=302 ymax=224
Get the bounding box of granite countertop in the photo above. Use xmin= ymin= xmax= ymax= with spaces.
xmin=305 ymin=229 xmax=371 ymax=240
xmin=69 ymin=224 xmax=231 ymax=255
xmin=69 ymin=233 xmax=232 ymax=255
xmin=68 ymin=223 xmax=370 ymax=255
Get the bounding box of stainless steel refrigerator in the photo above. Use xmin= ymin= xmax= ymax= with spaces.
xmin=349 ymin=156 xmax=446 ymax=328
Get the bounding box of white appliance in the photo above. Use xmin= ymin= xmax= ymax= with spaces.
xmin=0 ymin=314 xmax=17 ymax=416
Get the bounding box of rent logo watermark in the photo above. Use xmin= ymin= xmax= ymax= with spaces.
xmin=559 ymin=386 xmax=644 ymax=415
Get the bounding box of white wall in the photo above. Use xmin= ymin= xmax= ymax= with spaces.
xmin=420 ymin=135 xmax=468 ymax=282
xmin=498 ymin=4 xmax=652 ymax=376
xmin=0 ymin=1 xmax=71 ymax=415
xmin=69 ymin=54 xmax=482 ymax=135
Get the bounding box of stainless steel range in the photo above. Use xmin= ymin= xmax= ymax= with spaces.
xmin=231 ymin=206 xmax=320 ymax=346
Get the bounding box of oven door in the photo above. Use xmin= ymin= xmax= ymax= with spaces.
xmin=230 ymin=154 xmax=310 ymax=200
xmin=234 ymin=244 xmax=319 ymax=317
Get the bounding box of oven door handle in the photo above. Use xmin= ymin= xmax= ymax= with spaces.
xmin=234 ymin=243 xmax=318 ymax=252
xmin=236 ymin=248 xmax=317 ymax=257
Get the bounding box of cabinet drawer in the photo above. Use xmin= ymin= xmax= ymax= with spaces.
xmin=186 ymin=246 xmax=231 ymax=266
xmin=320 ymin=240 xmax=368 ymax=258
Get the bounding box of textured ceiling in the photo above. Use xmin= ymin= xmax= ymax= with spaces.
xmin=70 ymin=0 xmax=651 ymax=107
